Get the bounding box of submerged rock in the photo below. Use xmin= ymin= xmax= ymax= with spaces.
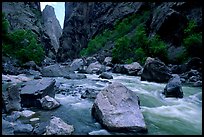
xmin=163 ymin=74 xmax=183 ymax=98
xmin=92 ymin=82 xmax=147 ymax=133
xmin=45 ymin=116 xmax=74 ymax=135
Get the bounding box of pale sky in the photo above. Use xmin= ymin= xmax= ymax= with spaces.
xmin=40 ymin=2 xmax=65 ymax=29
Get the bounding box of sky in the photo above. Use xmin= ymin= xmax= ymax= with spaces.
xmin=40 ymin=2 xmax=65 ymax=29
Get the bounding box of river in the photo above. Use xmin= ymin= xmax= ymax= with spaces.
xmin=29 ymin=72 xmax=202 ymax=135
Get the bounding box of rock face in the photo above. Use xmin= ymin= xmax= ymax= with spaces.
xmin=57 ymin=2 xmax=145 ymax=62
xmin=163 ymin=74 xmax=183 ymax=98
xmin=46 ymin=116 xmax=74 ymax=135
xmin=42 ymin=5 xmax=62 ymax=56
xmin=92 ymin=82 xmax=147 ymax=133
xmin=141 ymin=57 xmax=172 ymax=83
xmin=20 ymin=79 xmax=56 ymax=107
xmin=2 ymin=84 xmax=21 ymax=113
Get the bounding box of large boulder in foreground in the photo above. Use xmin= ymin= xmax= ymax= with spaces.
xmin=45 ymin=116 xmax=74 ymax=135
xmin=20 ymin=78 xmax=56 ymax=108
xmin=92 ymin=82 xmax=147 ymax=133
xmin=163 ymin=74 xmax=183 ymax=98
xmin=141 ymin=57 xmax=172 ymax=83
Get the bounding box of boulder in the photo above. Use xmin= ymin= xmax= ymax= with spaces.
xmin=20 ymin=78 xmax=56 ymax=108
xmin=22 ymin=61 xmax=41 ymax=71
xmin=141 ymin=57 xmax=172 ymax=83
xmin=186 ymin=57 xmax=202 ymax=72
xmin=81 ymin=88 xmax=100 ymax=99
xmin=86 ymin=61 xmax=105 ymax=74
xmin=99 ymin=72 xmax=113 ymax=79
xmin=2 ymin=83 xmax=21 ymax=113
xmin=92 ymin=82 xmax=147 ymax=133
xmin=33 ymin=122 xmax=49 ymax=135
xmin=45 ymin=116 xmax=74 ymax=135
xmin=41 ymin=64 xmax=73 ymax=77
xmin=88 ymin=129 xmax=111 ymax=135
xmin=20 ymin=110 xmax=35 ymax=118
xmin=103 ymin=57 xmax=113 ymax=67
xmin=13 ymin=123 xmax=33 ymax=135
xmin=86 ymin=57 xmax=97 ymax=66
xmin=2 ymin=118 xmax=14 ymax=135
xmin=70 ymin=58 xmax=85 ymax=71
xmin=40 ymin=95 xmax=60 ymax=110
xmin=163 ymin=74 xmax=183 ymax=98
xmin=112 ymin=64 xmax=127 ymax=74
xmin=193 ymin=81 xmax=202 ymax=87
xmin=124 ymin=62 xmax=143 ymax=76
xmin=3 ymin=111 xmax=21 ymax=122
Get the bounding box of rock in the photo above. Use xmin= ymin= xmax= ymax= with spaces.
xmin=30 ymin=118 xmax=40 ymax=122
xmin=22 ymin=61 xmax=41 ymax=71
xmin=20 ymin=110 xmax=36 ymax=118
xmin=2 ymin=118 xmax=14 ymax=135
xmin=20 ymin=78 xmax=56 ymax=108
xmin=193 ymin=81 xmax=202 ymax=87
xmin=26 ymin=69 xmax=42 ymax=78
xmin=2 ymin=74 xmax=32 ymax=84
xmin=103 ymin=57 xmax=113 ymax=67
xmin=64 ymin=73 xmax=87 ymax=79
xmin=112 ymin=64 xmax=127 ymax=74
xmin=3 ymin=111 xmax=21 ymax=122
xmin=2 ymin=57 xmax=22 ymax=75
xmin=86 ymin=61 xmax=105 ymax=74
xmin=40 ymin=95 xmax=60 ymax=110
xmin=92 ymin=82 xmax=147 ymax=132
xmin=170 ymin=64 xmax=187 ymax=74
xmin=2 ymin=83 xmax=21 ymax=113
xmin=81 ymin=89 xmax=100 ymax=99
xmin=163 ymin=74 xmax=183 ymax=98
xmin=13 ymin=123 xmax=33 ymax=135
xmin=45 ymin=116 xmax=74 ymax=135
xmin=41 ymin=64 xmax=73 ymax=77
xmin=124 ymin=62 xmax=143 ymax=76
xmin=187 ymin=69 xmax=200 ymax=77
xmin=188 ymin=76 xmax=200 ymax=82
xmin=33 ymin=122 xmax=49 ymax=135
xmin=42 ymin=5 xmax=62 ymax=54
xmin=99 ymin=72 xmax=113 ymax=79
xmin=88 ymin=129 xmax=111 ymax=135
xmin=86 ymin=57 xmax=97 ymax=66
xmin=70 ymin=58 xmax=85 ymax=71
xmin=141 ymin=57 xmax=172 ymax=83
xmin=186 ymin=57 xmax=202 ymax=72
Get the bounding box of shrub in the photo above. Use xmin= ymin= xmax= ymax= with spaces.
xmin=112 ymin=36 xmax=131 ymax=63
xmin=134 ymin=47 xmax=147 ymax=64
xmin=2 ymin=12 xmax=10 ymax=37
xmin=148 ymin=35 xmax=168 ymax=62
xmin=2 ymin=29 xmax=45 ymax=65
xmin=183 ymin=32 xmax=202 ymax=58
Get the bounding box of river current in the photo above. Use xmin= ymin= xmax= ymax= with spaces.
xmin=30 ymin=72 xmax=202 ymax=135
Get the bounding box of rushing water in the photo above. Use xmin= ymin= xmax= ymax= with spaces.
xmin=29 ymin=72 xmax=202 ymax=135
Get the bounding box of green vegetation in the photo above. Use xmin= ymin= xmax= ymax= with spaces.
xmin=2 ymin=13 xmax=45 ymax=65
xmin=80 ymin=11 xmax=150 ymax=57
xmin=112 ymin=24 xmax=168 ymax=64
xmin=183 ymin=20 xmax=202 ymax=59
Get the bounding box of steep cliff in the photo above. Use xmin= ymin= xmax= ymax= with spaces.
xmin=2 ymin=2 xmax=62 ymax=60
xmin=42 ymin=5 xmax=62 ymax=57
xmin=58 ymin=2 xmax=202 ymax=63
xmin=57 ymin=2 xmax=146 ymax=62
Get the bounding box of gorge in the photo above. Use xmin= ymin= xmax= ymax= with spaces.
xmin=2 ymin=2 xmax=202 ymax=135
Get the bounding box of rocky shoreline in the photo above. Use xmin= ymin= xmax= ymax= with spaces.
xmin=2 ymin=56 xmax=202 ymax=135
